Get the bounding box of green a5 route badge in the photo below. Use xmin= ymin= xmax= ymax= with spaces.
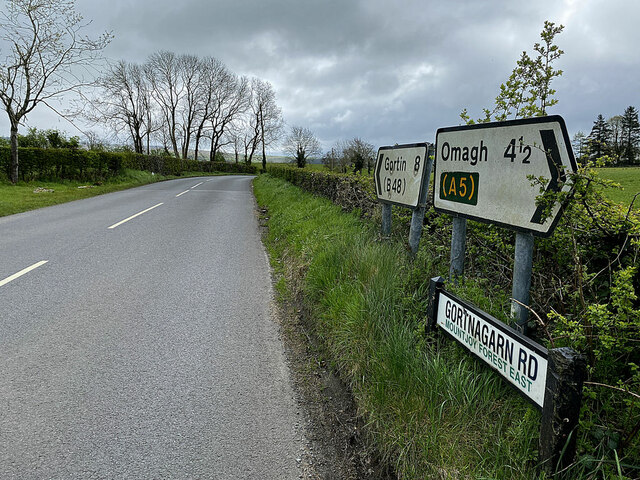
xmin=439 ymin=172 xmax=479 ymax=205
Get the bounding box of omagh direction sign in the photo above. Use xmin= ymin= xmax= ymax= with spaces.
xmin=375 ymin=143 xmax=430 ymax=208
xmin=434 ymin=116 xmax=577 ymax=236
xmin=435 ymin=288 xmax=549 ymax=408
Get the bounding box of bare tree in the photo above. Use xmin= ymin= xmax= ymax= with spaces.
xmin=0 ymin=0 xmax=111 ymax=183
xmin=146 ymin=51 xmax=183 ymax=158
xmin=284 ymin=126 xmax=322 ymax=168
xmin=178 ymin=54 xmax=204 ymax=159
xmin=89 ymin=61 xmax=154 ymax=154
xmin=192 ymin=57 xmax=221 ymax=160
xmin=207 ymin=73 xmax=249 ymax=162
xmin=228 ymin=127 xmax=243 ymax=164
xmin=240 ymin=113 xmax=260 ymax=165
xmin=250 ymin=78 xmax=283 ymax=170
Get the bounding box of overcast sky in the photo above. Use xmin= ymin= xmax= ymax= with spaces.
xmin=3 ymin=0 xmax=639 ymax=153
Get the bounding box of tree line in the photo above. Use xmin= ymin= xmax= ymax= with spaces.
xmin=0 ymin=0 xmax=287 ymax=182
xmin=89 ymin=52 xmax=283 ymax=170
xmin=574 ymin=106 xmax=640 ymax=165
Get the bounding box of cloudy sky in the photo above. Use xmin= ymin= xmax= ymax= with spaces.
xmin=3 ymin=0 xmax=639 ymax=153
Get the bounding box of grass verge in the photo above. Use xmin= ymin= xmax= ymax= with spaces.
xmin=0 ymin=169 xmax=224 ymax=217
xmin=254 ymin=175 xmax=542 ymax=479
xmin=596 ymin=166 xmax=640 ymax=208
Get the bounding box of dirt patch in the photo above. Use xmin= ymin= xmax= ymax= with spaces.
xmin=259 ymin=207 xmax=395 ymax=480
xmin=278 ymin=300 xmax=395 ymax=480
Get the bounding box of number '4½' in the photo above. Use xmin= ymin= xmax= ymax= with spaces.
xmin=504 ymin=137 xmax=531 ymax=164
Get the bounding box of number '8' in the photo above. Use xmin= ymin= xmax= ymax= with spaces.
xmin=413 ymin=156 xmax=421 ymax=175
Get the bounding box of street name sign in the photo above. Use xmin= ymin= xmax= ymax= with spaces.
xmin=434 ymin=116 xmax=577 ymax=236
xmin=436 ymin=288 xmax=549 ymax=408
xmin=375 ymin=143 xmax=430 ymax=208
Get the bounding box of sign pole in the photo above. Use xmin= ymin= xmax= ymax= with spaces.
xmin=449 ymin=216 xmax=467 ymax=281
xmin=408 ymin=155 xmax=434 ymax=255
xmin=511 ymin=232 xmax=534 ymax=333
xmin=381 ymin=203 xmax=392 ymax=237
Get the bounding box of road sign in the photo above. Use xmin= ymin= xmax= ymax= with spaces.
xmin=436 ymin=288 xmax=549 ymax=408
xmin=434 ymin=116 xmax=576 ymax=236
xmin=375 ymin=143 xmax=430 ymax=208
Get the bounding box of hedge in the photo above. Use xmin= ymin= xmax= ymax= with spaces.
xmin=0 ymin=147 xmax=259 ymax=181
xmin=266 ymin=163 xmax=378 ymax=217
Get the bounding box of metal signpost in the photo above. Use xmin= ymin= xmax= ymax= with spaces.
xmin=374 ymin=143 xmax=432 ymax=254
xmin=433 ymin=116 xmax=576 ymax=331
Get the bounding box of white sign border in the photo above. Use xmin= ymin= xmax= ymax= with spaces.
xmin=433 ymin=115 xmax=577 ymax=237
xmin=435 ymin=289 xmax=549 ymax=409
xmin=374 ymin=142 xmax=430 ymax=209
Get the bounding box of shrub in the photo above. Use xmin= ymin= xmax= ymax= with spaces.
xmin=267 ymin=163 xmax=378 ymax=217
xmin=0 ymin=147 xmax=259 ymax=181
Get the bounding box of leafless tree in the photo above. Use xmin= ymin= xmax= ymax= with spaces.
xmin=192 ymin=57 xmax=221 ymax=160
xmin=89 ymin=61 xmax=155 ymax=154
xmin=146 ymin=51 xmax=183 ymax=158
xmin=284 ymin=126 xmax=322 ymax=168
xmin=249 ymin=78 xmax=283 ymax=170
xmin=228 ymin=127 xmax=244 ymax=164
xmin=207 ymin=72 xmax=249 ymax=162
xmin=239 ymin=113 xmax=260 ymax=165
xmin=177 ymin=54 xmax=204 ymax=159
xmin=0 ymin=0 xmax=111 ymax=182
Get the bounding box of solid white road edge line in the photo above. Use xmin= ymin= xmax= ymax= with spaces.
xmin=176 ymin=190 xmax=190 ymax=197
xmin=108 ymin=203 xmax=164 ymax=229
xmin=0 ymin=260 xmax=49 ymax=288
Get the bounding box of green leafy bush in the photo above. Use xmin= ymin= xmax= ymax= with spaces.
xmin=0 ymin=147 xmax=258 ymax=181
xmin=267 ymin=163 xmax=378 ymax=217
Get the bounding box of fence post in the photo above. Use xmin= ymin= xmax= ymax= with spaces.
xmin=449 ymin=216 xmax=467 ymax=282
xmin=539 ymin=347 xmax=587 ymax=476
xmin=425 ymin=276 xmax=445 ymax=333
xmin=382 ymin=203 xmax=392 ymax=237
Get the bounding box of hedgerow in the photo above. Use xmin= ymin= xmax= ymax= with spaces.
xmin=0 ymin=146 xmax=258 ymax=181
xmin=266 ymin=163 xmax=378 ymax=218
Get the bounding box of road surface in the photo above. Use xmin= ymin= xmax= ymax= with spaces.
xmin=0 ymin=176 xmax=306 ymax=479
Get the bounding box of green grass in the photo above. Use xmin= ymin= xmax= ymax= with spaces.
xmin=254 ymin=175 xmax=541 ymax=479
xmin=0 ymin=170 xmax=222 ymax=217
xmin=596 ymin=166 xmax=640 ymax=208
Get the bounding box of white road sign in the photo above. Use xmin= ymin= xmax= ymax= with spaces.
xmin=436 ymin=290 xmax=549 ymax=408
xmin=375 ymin=143 xmax=430 ymax=208
xmin=434 ymin=116 xmax=577 ymax=236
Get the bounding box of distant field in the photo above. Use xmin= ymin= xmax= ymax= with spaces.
xmin=596 ymin=167 xmax=640 ymax=208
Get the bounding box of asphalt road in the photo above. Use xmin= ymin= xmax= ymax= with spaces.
xmin=0 ymin=176 xmax=306 ymax=479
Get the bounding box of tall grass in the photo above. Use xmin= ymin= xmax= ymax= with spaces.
xmin=254 ymin=175 xmax=542 ymax=479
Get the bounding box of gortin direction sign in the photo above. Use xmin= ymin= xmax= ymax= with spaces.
xmin=375 ymin=143 xmax=430 ymax=208
xmin=436 ymin=289 xmax=549 ymax=408
xmin=434 ymin=116 xmax=577 ymax=236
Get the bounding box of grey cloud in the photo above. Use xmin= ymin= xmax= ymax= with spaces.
xmin=6 ymin=0 xmax=640 ymax=152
